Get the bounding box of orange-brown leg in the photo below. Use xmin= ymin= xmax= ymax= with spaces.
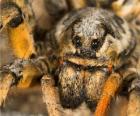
xmin=41 ymin=74 xmax=63 ymax=116
xmin=94 ymin=73 xmax=122 ymax=116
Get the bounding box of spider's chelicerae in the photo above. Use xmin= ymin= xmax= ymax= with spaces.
xmin=0 ymin=1 xmax=140 ymax=116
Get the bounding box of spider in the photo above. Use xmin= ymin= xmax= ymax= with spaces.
xmin=52 ymin=7 xmax=140 ymax=116
xmin=0 ymin=1 xmax=140 ymax=116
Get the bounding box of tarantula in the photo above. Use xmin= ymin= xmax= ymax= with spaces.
xmin=0 ymin=1 xmax=140 ymax=116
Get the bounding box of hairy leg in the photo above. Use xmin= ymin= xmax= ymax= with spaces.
xmin=41 ymin=74 xmax=63 ymax=116
xmin=127 ymin=78 xmax=140 ymax=116
xmin=0 ymin=57 xmax=48 ymax=106
xmin=94 ymin=73 xmax=122 ymax=116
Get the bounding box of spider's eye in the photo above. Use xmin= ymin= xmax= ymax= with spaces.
xmin=8 ymin=16 xmax=23 ymax=28
xmin=91 ymin=39 xmax=101 ymax=51
xmin=72 ymin=35 xmax=82 ymax=48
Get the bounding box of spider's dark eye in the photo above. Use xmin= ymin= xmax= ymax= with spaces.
xmin=8 ymin=16 xmax=23 ymax=28
xmin=72 ymin=35 xmax=82 ymax=48
xmin=91 ymin=39 xmax=101 ymax=51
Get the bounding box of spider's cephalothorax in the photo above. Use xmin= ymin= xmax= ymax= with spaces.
xmin=54 ymin=7 xmax=139 ymax=114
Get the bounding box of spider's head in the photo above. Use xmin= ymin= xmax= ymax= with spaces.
xmin=0 ymin=2 xmax=36 ymax=59
xmin=71 ymin=16 xmax=107 ymax=58
xmin=57 ymin=8 xmax=134 ymax=67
